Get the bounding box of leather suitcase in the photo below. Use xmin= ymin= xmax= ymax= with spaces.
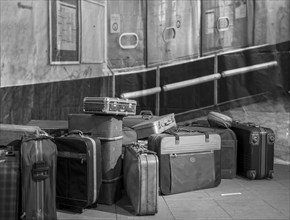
xmin=123 ymin=143 xmax=158 ymax=215
xmin=83 ymin=97 xmax=137 ymax=116
xmin=127 ymin=113 xmax=176 ymax=139
xmin=231 ymin=121 xmax=275 ymax=180
xmin=0 ymin=124 xmax=41 ymax=147
xmin=68 ymin=113 xmax=123 ymax=138
xmin=21 ymin=132 xmax=58 ymax=220
xmin=179 ymin=123 xmax=237 ymax=179
xmin=54 ymin=131 xmax=102 ymax=212
xmin=0 ymin=151 xmax=20 ymax=220
xmin=98 ymin=136 xmax=123 ymax=205
xmin=148 ymin=131 xmax=221 ymax=195
xmin=26 ymin=120 xmax=68 ymax=137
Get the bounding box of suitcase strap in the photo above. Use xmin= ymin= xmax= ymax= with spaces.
xmin=172 ymin=129 xmax=210 ymax=143
xmin=32 ymin=161 xmax=49 ymax=181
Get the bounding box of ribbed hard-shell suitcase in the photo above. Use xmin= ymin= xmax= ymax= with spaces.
xmin=148 ymin=131 xmax=221 ymax=195
xmin=98 ymin=136 xmax=123 ymax=205
xmin=231 ymin=121 xmax=275 ymax=180
xmin=0 ymin=124 xmax=41 ymax=147
xmin=21 ymin=132 xmax=57 ymax=220
xmin=0 ymin=151 xmax=20 ymax=220
xmin=68 ymin=113 xmax=123 ymax=138
xmin=179 ymin=124 xmax=237 ymax=179
xmin=54 ymin=131 xmax=101 ymax=213
xmin=27 ymin=120 xmax=68 ymax=137
xmin=123 ymin=144 xmax=158 ymax=215
xmin=83 ymin=97 xmax=137 ymax=116
xmin=126 ymin=113 xmax=176 ymax=139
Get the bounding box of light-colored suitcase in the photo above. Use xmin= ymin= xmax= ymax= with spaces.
xmin=123 ymin=143 xmax=158 ymax=215
xmin=129 ymin=113 xmax=176 ymax=139
xmin=148 ymin=131 xmax=221 ymax=195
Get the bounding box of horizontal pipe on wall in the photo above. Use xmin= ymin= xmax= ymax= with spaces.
xmin=120 ymin=87 xmax=161 ymax=99
xmin=163 ymin=73 xmax=221 ymax=92
xmin=221 ymin=61 xmax=278 ymax=78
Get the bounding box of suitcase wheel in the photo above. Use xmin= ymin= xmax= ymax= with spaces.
xmin=267 ymin=170 xmax=274 ymax=179
xmin=246 ymin=170 xmax=256 ymax=180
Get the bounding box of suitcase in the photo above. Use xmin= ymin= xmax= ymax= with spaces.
xmin=98 ymin=136 xmax=123 ymax=205
xmin=0 ymin=124 xmax=41 ymax=147
xmin=123 ymin=143 xmax=158 ymax=215
xmin=68 ymin=113 xmax=123 ymax=138
xmin=54 ymin=131 xmax=102 ymax=212
xmin=21 ymin=132 xmax=57 ymax=220
xmin=207 ymin=111 xmax=233 ymax=128
xmin=0 ymin=151 xmax=20 ymax=220
xmin=179 ymin=123 xmax=237 ymax=179
xmin=123 ymin=110 xmax=158 ymax=128
xmin=148 ymin=131 xmax=221 ymax=195
xmin=83 ymin=97 xmax=137 ymax=116
xmin=27 ymin=120 xmax=68 ymax=137
xmin=231 ymin=121 xmax=275 ymax=180
xmin=127 ymin=113 xmax=176 ymax=140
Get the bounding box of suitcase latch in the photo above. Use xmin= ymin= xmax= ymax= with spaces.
xmin=32 ymin=161 xmax=49 ymax=181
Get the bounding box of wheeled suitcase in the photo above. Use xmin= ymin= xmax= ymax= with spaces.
xmin=27 ymin=120 xmax=68 ymax=137
xmin=179 ymin=123 xmax=237 ymax=179
xmin=21 ymin=132 xmax=57 ymax=220
xmin=54 ymin=131 xmax=102 ymax=212
xmin=0 ymin=151 xmax=20 ymax=220
xmin=123 ymin=143 xmax=158 ymax=215
xmin=0 ymin=124 xmax=41 ymax=147
xmin=98 ymin=136 xmax=123 ymax=205
xmin=231 ymin=121 xmax=275 ymax=180
xmin=126 ymin=113 xmax=176 ymax=139
xmin=83 ymin=97 xmax=137 ymax=116
xmin=68 ymin=113 xmax=123 ymax=138
xmin=148 ymin=131 xmax=221 ymax=195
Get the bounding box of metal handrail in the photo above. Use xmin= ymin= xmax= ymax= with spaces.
xmin=162 ymin=73 xmax=221 ymax=92
xmin=221 ymin=61 xmax=278 ymax=78
xmin=120 ymin=87 xmax=161 ymax=99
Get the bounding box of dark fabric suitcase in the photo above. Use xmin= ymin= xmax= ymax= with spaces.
xmin=98 ymin=136 xmax=123 ymax=205
xmin=207 ymin=111 xmax=233 ymax=128
xmin=83 ymin=97 xmax=137 ymax=116
xmin=0 ymin=124 xmax=41 ymax=147
xmin=68 ymin=113 xmax=123 ymax=138
xmin=125 ymin=113 xmax=176 ymax=139
xmin=123 ymin=144 xmax=158 ymax=215
xmin=26 ymin=120 xmax=68 ymax=137
xmin=148 ymin=131 xmax=221 ymax=195
xmin=231 ymin=121 xmax=275 ymax=180
xmin=21 ymin=133 xmax=57 ymax=220
xmin=179 ymin=123 xmax=237 ymax=179
xmin=54 ymin=131 xmax=102 ymax=212
xmin=0 ymin=151 xmax=20 ymax=220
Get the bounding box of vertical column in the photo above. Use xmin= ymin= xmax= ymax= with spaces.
xmin=155 ymin=66 xmax=160 ymax=116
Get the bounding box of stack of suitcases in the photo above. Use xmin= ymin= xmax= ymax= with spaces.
xmin=0 ymin=97 xmax=276 ymax=219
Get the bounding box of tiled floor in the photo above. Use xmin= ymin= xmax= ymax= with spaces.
xmin=57 ymin=95 xmax=290 ymax=220
xmin=57 ymin=164 xmax=290 ymax=220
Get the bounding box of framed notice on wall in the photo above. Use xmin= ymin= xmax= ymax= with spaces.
xmin=49 ymin=0 xmax=79 ymax=64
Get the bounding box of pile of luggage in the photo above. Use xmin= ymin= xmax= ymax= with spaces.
xmin=0 ymin=97 xmax=275 ymax=219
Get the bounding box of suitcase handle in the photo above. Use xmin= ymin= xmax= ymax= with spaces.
xmin=177 ymin=128 xmax=210 ymax=142
xmin=67 ymin=130 xmax=84 ymax=137
xmin=140 ymin=110 xmax=154 ymax=120
xmin=32 ymin=161 xmax=49 ymax=181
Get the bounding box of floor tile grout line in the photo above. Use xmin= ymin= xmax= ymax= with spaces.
xmin=213 ymin=199 xmax=234 ymax=220
xmin=262 ymin=198 xmax=289 ymax=218
xmin=162 ymin=195 xmax=177 ymax=220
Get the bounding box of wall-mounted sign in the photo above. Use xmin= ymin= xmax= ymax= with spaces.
xmin=110 ymin=14 xmax=120 ymax=33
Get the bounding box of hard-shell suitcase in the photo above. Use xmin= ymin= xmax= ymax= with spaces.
xmin=0 ymin=124 xmax=41 ymax=147
xmin=68 ymin=113 xmax=123 ymax=138
xmin=27 ymin=120 xmax=68 ymax=137
xmin=127 ymin=113 xmax=176 ymax=139
xmin=179 ymin=124 xmax=237 ymax=179
xmin=123 ymin=110 xmax=158 ymax=128
xmin=83 ymin=97 xmax=137 ymax=116
xmin=54 ymin=131 xmax=102 ymax=212
xmin=123 ymin=144 xmax=158 ymax=216
xmin=0 ymin=151 xmax=20 ymax=220
xmin=148 ymin=131 xmax=221 ymax=195
xmin=98 ymin=136 xmax=123 ymax=205
xmin=21 ymin=132 xmax=57 ymax=220
xmin=231 ymin=121 xmax=275 ymax=180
